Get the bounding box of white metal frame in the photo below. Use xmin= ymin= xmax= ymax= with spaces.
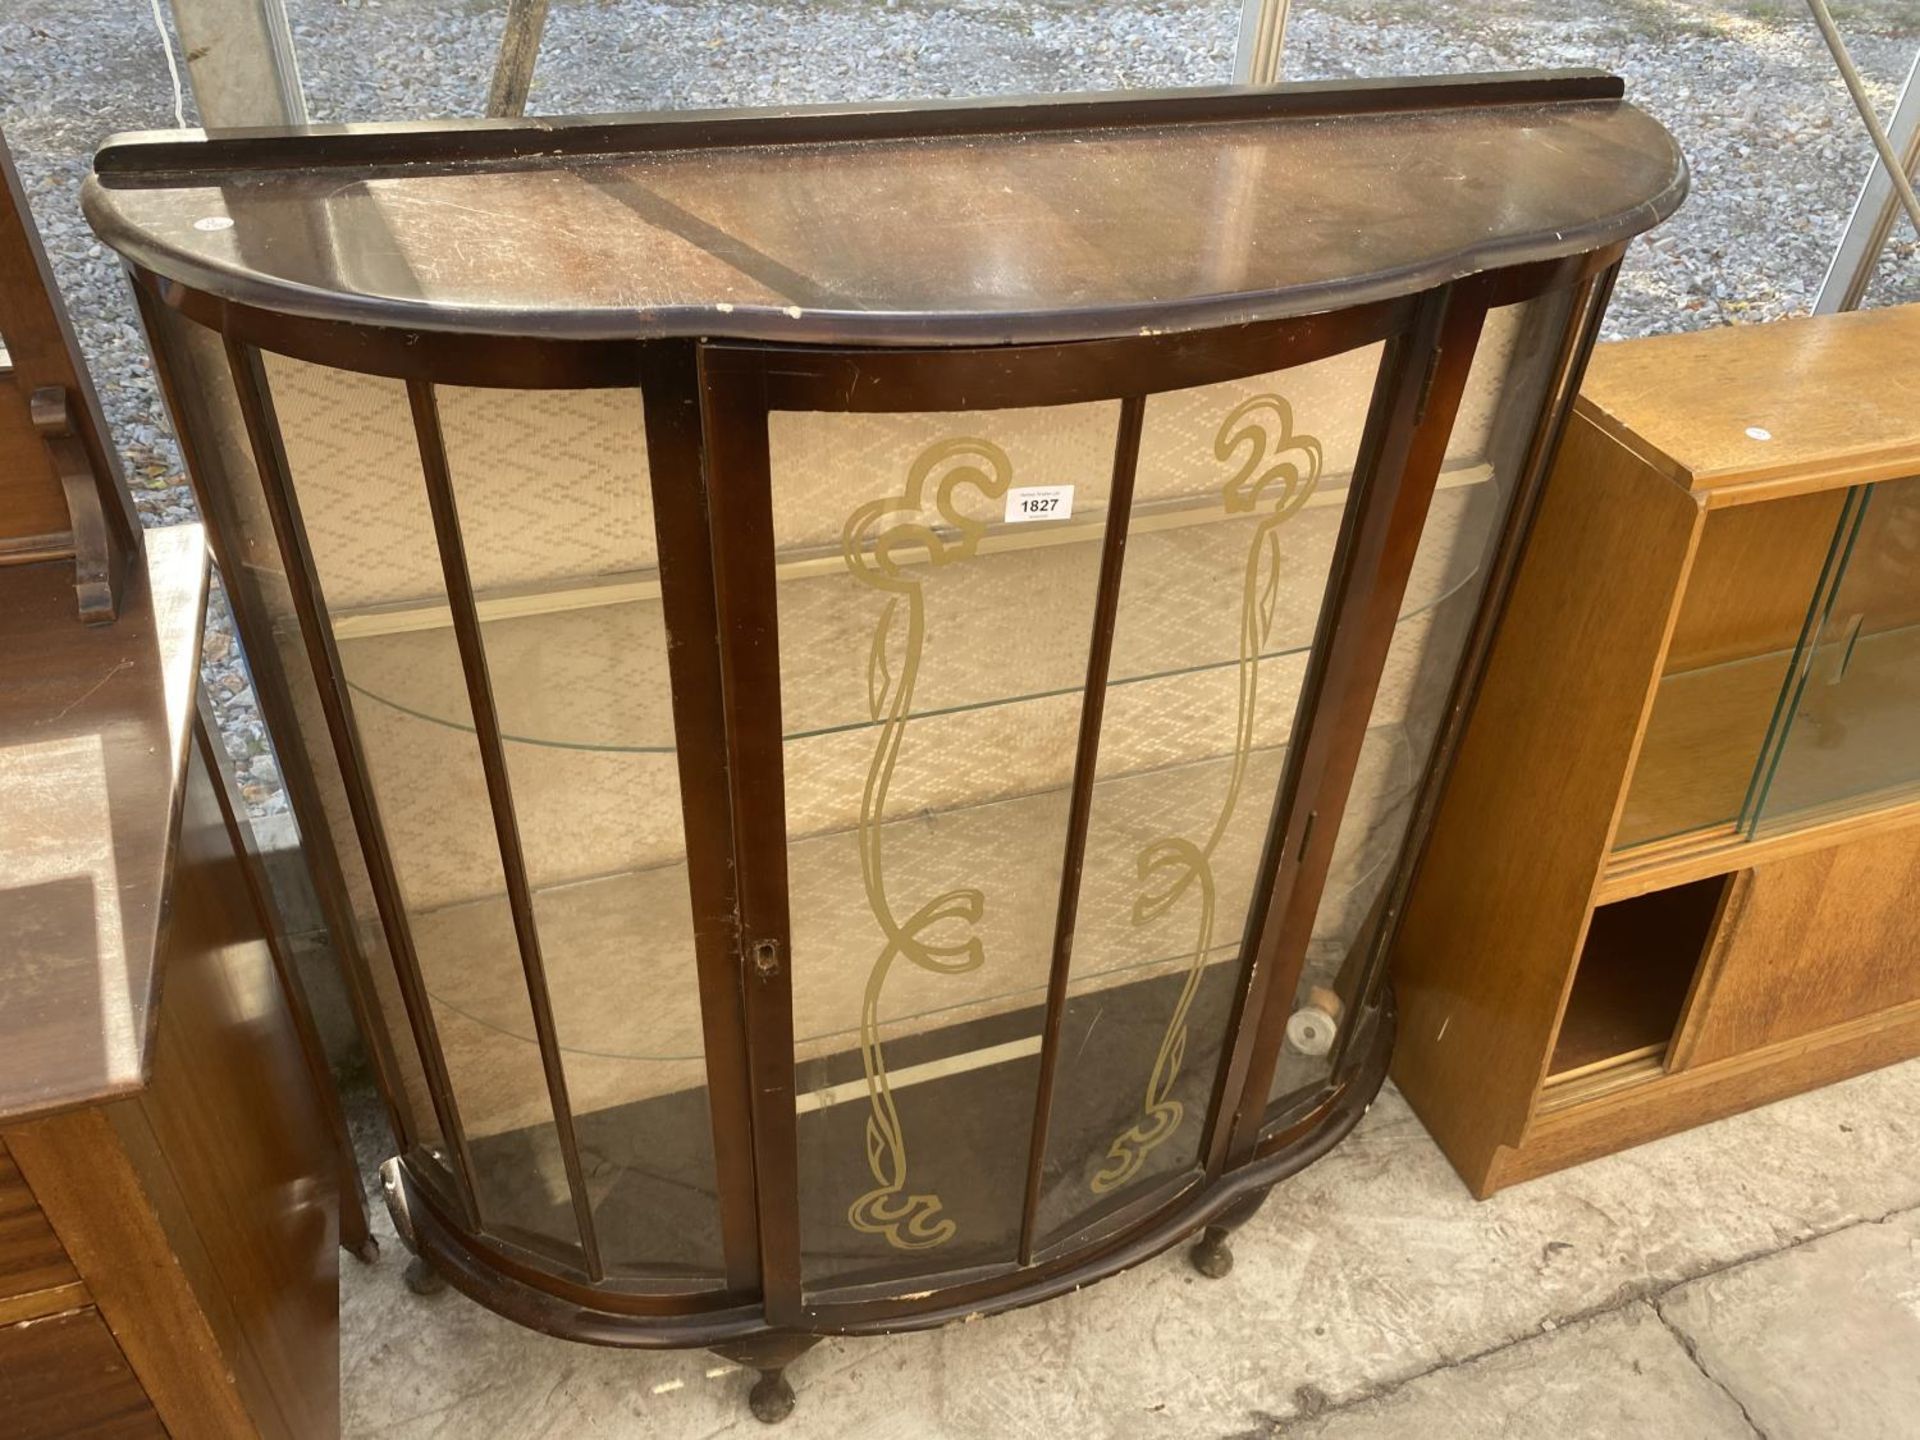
xmin=1814 ymin=49 xmax=1920 ymax=314
xmin=1235 ymin=0 xmax=1293 ymax=86
xmin=167 ymin=0 xmax=305 ymax=128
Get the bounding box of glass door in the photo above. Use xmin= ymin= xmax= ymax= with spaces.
xmin=1748 ymin=472 xmax=1920 ymax=834
xmin=699 ymin=293 xmax=1482 ymax=1310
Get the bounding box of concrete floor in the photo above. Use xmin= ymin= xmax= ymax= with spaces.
xmin=343 ymin=1059 xmax=1920 ymax=1438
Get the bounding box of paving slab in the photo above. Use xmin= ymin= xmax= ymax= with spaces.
xmin=1271 ymin=1303 xmax=1756 ymax=1440
xmin=1659 ymin=1207 xmax=1920 ymax=1440
xmin=342 ymin=1058 xmax=1920 ymax=1438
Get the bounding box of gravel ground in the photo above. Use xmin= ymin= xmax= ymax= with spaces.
xmin=2 ymin=0 xmax=1917 ymax=813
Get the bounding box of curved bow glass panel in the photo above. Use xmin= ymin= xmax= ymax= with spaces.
xmin=1033 ymin=342 xmax=1386 ymax=1246
xmin=258 ymin=355 xmax=724 ymax=1278
xmin=1258 ymin=289 xmax=1580 ymax=1120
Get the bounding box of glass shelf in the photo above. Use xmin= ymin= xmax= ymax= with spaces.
xmin=334 ymin=470 xmax=1494 ymax=755
xmin=410 ymin=719 xmax=1419 ymax=1094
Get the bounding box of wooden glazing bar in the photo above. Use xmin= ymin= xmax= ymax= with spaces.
xmin=407 ymin=378 xmax=604 ymax=1279
xmin=1016 ymin=394 xmax=1146 ymax=1265
xmin=698 ymin=347 xmax=804 ymax=1323
xmin=129 ymin=283 xmax=419 ymax=1161
xmin=637 ymin=341 xmax=765 ymax=1296
xmin=1322 ymin=260 xmax=1621 ymax=1086
xmin=219 ymin=335 xmax=482 ymax=1228
xmin=1222 ymin=288 xmax=1491 ymax=1166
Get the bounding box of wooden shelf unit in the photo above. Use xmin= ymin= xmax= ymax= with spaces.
xmin=1545 ymin=876 xmax=1733 ymax=1086
xmin=1389 ymin=305 xmax=1920 ymax=1198
xmin=1 ymin=125 xmax=354 ymax=1437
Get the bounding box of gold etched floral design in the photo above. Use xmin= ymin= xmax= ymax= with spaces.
xmin=842 ymin=436 xmax=1014 ymax=1249
xmin=1091 ymin=394 xmax=1323 ymax=1194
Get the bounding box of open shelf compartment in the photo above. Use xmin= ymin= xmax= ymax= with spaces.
xmin=1546 ymin=874 xmax=1734 ymax=1090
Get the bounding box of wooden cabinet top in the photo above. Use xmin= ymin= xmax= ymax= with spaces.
xmin=0 ymin=526 xmax=208 ymax=1124
xmin=1577 ymin=304 xmax=1920 ymax=504
xmin=82 ymin=73 xmax=1684 ymax=347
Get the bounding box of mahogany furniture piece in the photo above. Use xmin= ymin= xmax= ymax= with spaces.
xmin=0 ymin=124 xmax=353 ymax=1438
xmin=1392 ymin=304 xmax=1920 ymax=1198
xmin=86 ymin=72 xmax=1683 ymax=1418
xmin=0 ymin=129 xmax=140 ymax=623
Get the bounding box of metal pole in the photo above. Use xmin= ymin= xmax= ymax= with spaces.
xmin=1814 ymin=49 xmax=1920 ymax=314
xmin=1806 ymin=3 xmax=1920 ymax=246
xmin=165 ymin=0 xmax=307 ymax=128
xmin=486 ymin=0 xmax=552 ymax=118
xmin=1234 ymin=0 xmax=1293 ymax=86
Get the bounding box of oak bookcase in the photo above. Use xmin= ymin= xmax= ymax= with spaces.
xmin=1391 ymin=304 xmax=1920 ymax=1197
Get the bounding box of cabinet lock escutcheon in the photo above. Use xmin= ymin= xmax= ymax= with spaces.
xmin=749 ymin=938 xmax=783 ymax=979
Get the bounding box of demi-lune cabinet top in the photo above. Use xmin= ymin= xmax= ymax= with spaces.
xmin=84 ymin=73 xmax=1685 ymax=347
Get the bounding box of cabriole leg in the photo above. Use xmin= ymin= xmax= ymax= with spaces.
xmin=380 ymin=1158 xmax=447 ymax=1296
xmin=748 ymin=1369 xmax=795 ymax=1425
xmin=404 ymin=1254 xmax=448 ymax=1296
xmin=1189 ymin=1186 xmax=1274 ymax=1279
xmin=709 ymin=1334 xmax=821 ymax=1425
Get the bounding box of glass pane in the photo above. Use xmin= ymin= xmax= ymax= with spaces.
xmin=1035 ymin=342 xmax=1384 ymax=1244
xmin=147 ymin=314 xmax=453 ymax=1188
xmin=1264 ymin=291 xmax=1578 ymax=1113
xmin=1613 ymin=489 xmax=1852 ymax=852
xmin=775 ymin=402 xmax=1121 ymax=1288
xmin=436 ymin=383 xmax=720 ymax=1277
xmin=263 ymin=355 xmax=585 ymax=1261
xmin=1750 ymin=474 xmax=1920 ymax=834
xmin=252 ymin=359 xmax=723 ymax=1276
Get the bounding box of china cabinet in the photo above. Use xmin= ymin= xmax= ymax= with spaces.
xmin=1392 ymin=305 xmax=1920 ymax=1197
xmin=86 ymin=72 xmax=1684 ymax=1416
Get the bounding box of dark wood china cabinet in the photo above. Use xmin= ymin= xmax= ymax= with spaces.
xmin=84 ymin=72 xmax=1683 ymax=1420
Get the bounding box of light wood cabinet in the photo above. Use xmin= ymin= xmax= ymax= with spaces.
xmin=1391 ymin=305 xmax=1920 ymax=1197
